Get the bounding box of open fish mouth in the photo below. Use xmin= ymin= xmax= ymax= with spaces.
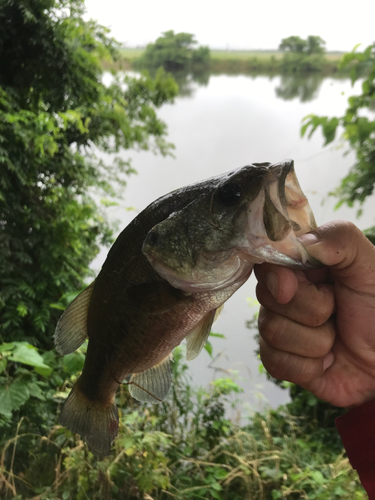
xmin=243 ymin=159 xmax=320 ymax=269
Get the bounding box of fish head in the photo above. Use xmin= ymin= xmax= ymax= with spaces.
xmin=143 ymin=159 xmax=319 ymax=293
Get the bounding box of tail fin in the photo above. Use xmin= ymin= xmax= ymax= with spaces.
xmin=59 ymin=380 xmax=118 ymax=458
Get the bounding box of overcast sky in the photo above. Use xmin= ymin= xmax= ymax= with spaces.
xmin=84 ymin=0 xmax=375 ymax=52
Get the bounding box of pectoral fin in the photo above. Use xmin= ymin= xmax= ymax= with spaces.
xmin=128 ymin=354 xmax=173 ymax=403
xmin=54 ymin=282 xmax=95 ymax=355
xmin=186 ymin=309 xmax=217 ymax=361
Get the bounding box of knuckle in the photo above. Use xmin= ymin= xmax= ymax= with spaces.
xmin=259 ymin=340 xmax=292 ymax=382
xmin=338 ymin=220 xmax=361 ymax=237
xmin=260 ymin=337 xmax=323 ymax=385
xmin=304 ymin=285 xmax=335 ymax=327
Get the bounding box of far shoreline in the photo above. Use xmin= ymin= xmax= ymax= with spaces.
xmin=104 ymin=47 xmax=347 ymax=75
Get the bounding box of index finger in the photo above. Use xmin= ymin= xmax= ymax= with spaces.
xmin=255 ymin=264 xmax=335 ymax=327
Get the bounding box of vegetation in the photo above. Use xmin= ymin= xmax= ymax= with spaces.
xmin=0 ymin=0 xmax=177 ymax=351
xmin=135 ymin=30 xmax=210 ymax=72
xmin=301 ymin=43 xmax=375 ymax=232
xmin=278 ymin=36 xmax=327 ymax=73
xmin=0 ymin=0 xmax=177 ymax=478
xmin=118 ymin=47 xmax=343 ymax=76
xmin=0 ymin=345 xmax=365 ymax=499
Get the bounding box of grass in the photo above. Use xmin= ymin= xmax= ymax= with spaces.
xmin=210 ymin=49 xmax=283 ymax=60
xmin=118 ymin=47 xmax=343 ymax=63
xmin=118 ymin=47 xmax=144 ymax=60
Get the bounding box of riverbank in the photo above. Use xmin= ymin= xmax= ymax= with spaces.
xmin=108 ymin=47 xmax=345 ymax=74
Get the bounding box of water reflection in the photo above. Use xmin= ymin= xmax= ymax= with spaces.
xmin=275 ymin=73 xmax=324 ymax=102
xmin=168 ymin=70 xmax=328 ymax=102
xmin=170 ymin=68 xmax=211 ymax=97
xmin=168 ymin=70 xmax=350 ymax=104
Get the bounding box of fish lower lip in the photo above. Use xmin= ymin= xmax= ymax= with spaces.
xmin=145 ymin=250 xmax=254 ymax=293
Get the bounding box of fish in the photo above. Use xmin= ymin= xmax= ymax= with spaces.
xmin=55 ymin=159 xmax=318 ymax=458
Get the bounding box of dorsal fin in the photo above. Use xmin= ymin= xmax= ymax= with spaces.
xmin=128 ymin=354 xmax=173 ymax=403
xmin=54 ymin=282 xmax=95 ymax=355
xmin=186 ymin=309 xmax=217 ymax=361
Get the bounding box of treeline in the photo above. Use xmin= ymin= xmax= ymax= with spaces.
xmin=121 ymin=33 xmax=344 ymax=75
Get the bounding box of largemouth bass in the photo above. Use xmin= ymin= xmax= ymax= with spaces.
xmin=55 ymin=159 xmax=318 ymax=457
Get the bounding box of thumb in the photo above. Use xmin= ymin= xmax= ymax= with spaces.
xmin=300 ymin=221 xmax=375 ymax=292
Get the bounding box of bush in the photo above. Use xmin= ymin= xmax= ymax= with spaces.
xmin=0 ymin=345 xmax=365 ymax=499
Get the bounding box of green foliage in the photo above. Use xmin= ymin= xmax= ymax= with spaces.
xmin=363 ymin=226 xmax=375 ymax=245
xmin=279 ymin=36 xmax=308 ymax=54
xmin=279 ymin=36 xmax=326 ymax=55
xmin=279 ymin=36 xmax=327 ymax=73
xmin=0 ymin=346 xmax=365 ymax=499
xmin=301 ymin=43 xmax=375 ymax=207
xmin=136 ymin=30 xmax=210 ymax=72
xmin=0 ymin=0 xmax=178 ymax=350
xmin=0 ymin=1 xmax=178 ymax=488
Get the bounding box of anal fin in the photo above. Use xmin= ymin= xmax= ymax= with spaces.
xmin=186 ymin=309 xmax=217 ymax=361
xmin=55 ymin=281 xmax=95 ymax=355
xmin=128 ymin=354 xmax=173 ymax=403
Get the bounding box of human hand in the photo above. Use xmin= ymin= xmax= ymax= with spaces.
xmin=255 ymin=220 xmax=375 ymax=408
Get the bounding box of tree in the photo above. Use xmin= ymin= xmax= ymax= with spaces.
xmin=279 ymin=35 xmax=327 ymax=73
xmin=279 ymin=35 xmax=307 ymax=53
xmin=301 ymin=43 xmax=375 ymax=212
xmin=0 ymin=0 xmax=178 ymax=350
xmin=306 ymin=35 xmax=326 ymax=55
xmin=137 ymin=30 xmax=210 ymax=71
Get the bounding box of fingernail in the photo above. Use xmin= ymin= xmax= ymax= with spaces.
xmin=266 ymin=272 xmax=279 ymax=300
xmin=298 ymin=232 xmax=319 ymax=246
xmin=323 ymin=351 xmax=334 ymax=371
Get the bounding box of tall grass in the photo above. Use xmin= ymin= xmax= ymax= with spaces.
xmin=0 ymin=348 xmax=365 ymax=499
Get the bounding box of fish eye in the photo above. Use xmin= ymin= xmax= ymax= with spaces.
xmin=145 ymin=230 xmax=159 ymax=247
xmin=215 ymin=182 xmax=242 ymax=206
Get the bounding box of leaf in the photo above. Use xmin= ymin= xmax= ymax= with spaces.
xmin=0 ymin=342 xmax=15 ymax=353
xmin=213 ymin=468 xmax=228 ymax=480
xmin=9 ymin=343 xmax=52 ymax=375
xmin=209 ymin=332 xmax=225 ymax=338
xmin=310 ymin=470 xmax=325 ymax=485
xmin=63 ymin=351 xmax=85 ymax=375
xmin=28 ymin=382 xmax=46 ymax=401
xmin=0 ymin=378 xmax=30 ymax=416
xmin=204 ymin=341 xmax=213 ymax=357
xmin=49 ymin=303 xmax=66 ymax=310
xmin=16 ymin=302 xmax=28 ymax=317
xmin=0 ymin=359 xmax=7 ymax=374
xmin=322 ymin=117 xmax=339 ymax=145
xmin=362 ymin=80 xmax=370 ymax=95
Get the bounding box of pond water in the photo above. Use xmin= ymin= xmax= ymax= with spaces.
xmin=92 ymin=72 xmax=375 ymax=415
